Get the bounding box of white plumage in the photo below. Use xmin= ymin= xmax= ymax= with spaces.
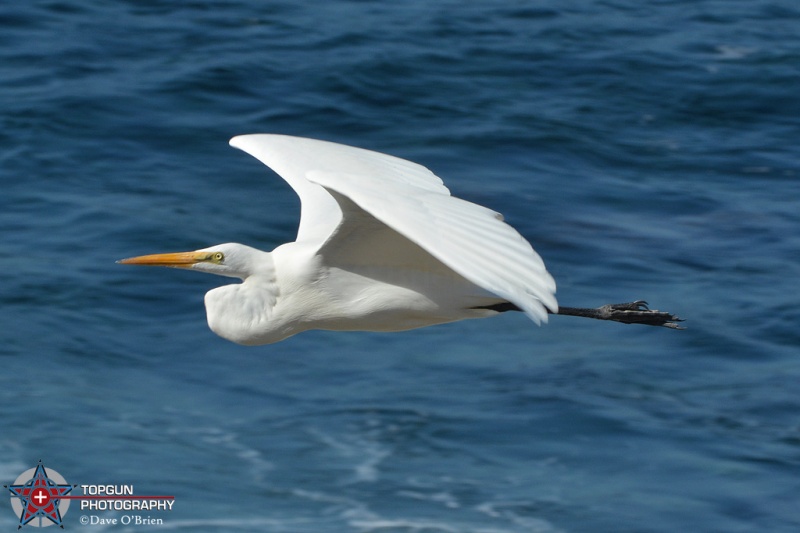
xmin=120 ymin=135 xmax=558 ymax=344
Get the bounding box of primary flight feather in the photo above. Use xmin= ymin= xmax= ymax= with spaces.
xmin=120 ymin=135 xmax=681 ymax=345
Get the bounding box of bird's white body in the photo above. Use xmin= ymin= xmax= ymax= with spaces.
xmin=121 ymin=135 xmax=558 ymax=345
xmin=202 ymin=240 xmax=504 ymax=345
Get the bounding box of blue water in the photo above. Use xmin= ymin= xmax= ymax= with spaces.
xmin=2 ymin=1 xmax=799 ymax=531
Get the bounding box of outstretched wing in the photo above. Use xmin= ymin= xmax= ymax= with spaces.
xmin=229 ymin=134 xmax=557 ymax=323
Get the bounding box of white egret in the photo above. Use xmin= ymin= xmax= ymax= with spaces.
xmin=119 ymin=135 xmax=681 ymax=345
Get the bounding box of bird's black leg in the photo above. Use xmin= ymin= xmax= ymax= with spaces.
xmin=554 ymin=301 xmax=684 ymax=329
xmin=472 ymin=300 xmax=684 ymax=329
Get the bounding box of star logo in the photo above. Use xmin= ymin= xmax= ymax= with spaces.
xmin=5 ymin=461 xmax=75 ymax=529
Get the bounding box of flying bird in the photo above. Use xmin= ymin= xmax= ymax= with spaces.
xmin=120 ymin=135 xmax=681 ymax=345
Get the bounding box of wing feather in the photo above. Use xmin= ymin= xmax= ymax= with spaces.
xmin=308 ymin=170 xmax=557 ymax=323
xmin=229 ymin=134 xmax=557 ymax=324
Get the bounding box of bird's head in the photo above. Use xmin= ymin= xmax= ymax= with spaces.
xmin=118 ymin=242 xmax=264 ymax=279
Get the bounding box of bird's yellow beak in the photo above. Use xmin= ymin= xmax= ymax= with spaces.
xmin=117 ymin=251 xmax=211 ymax=268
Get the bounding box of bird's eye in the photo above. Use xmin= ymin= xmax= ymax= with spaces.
xmin=212 ymin=252 xmax=224 ymax=263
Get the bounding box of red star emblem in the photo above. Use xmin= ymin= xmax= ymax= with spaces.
xmin=6 ymin=461 xmax=74 ymax=529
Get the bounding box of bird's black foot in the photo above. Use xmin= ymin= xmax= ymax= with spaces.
xmin=595 ymin=301 xmax=684 ymax=329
